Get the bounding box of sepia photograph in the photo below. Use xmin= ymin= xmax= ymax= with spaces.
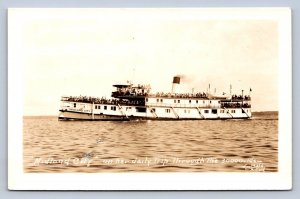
xmin=8 ymin=8 xmax=291 ymax=190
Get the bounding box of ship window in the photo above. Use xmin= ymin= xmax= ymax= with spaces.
xmin=95 ymin=105 xmax=97 ymax=109
xmin=146 ymin=98 xmax=148 ymax=102
xmin=210 ymin=101 xmax=212 ymax=104
xmin=218 ymin=101 xmax=221 ymax=104
xmin=203 ymin=101 xmax=205 ymax=104
xmin=178 ymin=100 xmax=180 ymax=103
xmin=212 ymin=109 xmax=217 ymax=114
xmin=160 ymin=99 xmax=163 ymax=102
xmin=196 ymin=100 xmax=198 ymax=103
xmin=136 ymin=107 xmax=146 ymax=112
xmin=247 ymin=110 xmax=248 ymax=113
xmin=104 ymin=106 xmax=107 ymax=110
xmin=174 ymin=100 xmax=176 ymax=103
xmin=156 ymin=99 xmax=159 ymax=102
xmin=74 ymin=103 xmax=76 ymax=108
xmin=189 ymin=100 xmax=191 ymax=103
xmin=152 ymin=108 xmax=156 ymax=112
xmin=220 ymin=110 xmax=225 ymax=113
xmin=165 ymin=109 xmax=171 ymax=113
xmin=204 ymin=110 xmax=209 ymax=114
xmin=98 ymin=106 xmax=101 ymax=109
xmin=231 ymin=110 xmax=236 ymax=113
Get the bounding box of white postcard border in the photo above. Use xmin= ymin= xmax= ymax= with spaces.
xmin=8 ymin=8 xmax=292 ymax=190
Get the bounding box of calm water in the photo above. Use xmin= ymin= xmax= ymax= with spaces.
xmin=23 ymin=112 xmax=278 ymax=172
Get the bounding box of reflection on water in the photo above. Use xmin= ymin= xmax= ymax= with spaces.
xmin=23 ymin=112 xmax=278 ymax=172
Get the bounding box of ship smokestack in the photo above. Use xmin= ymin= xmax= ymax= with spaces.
xmin=172 ymin=76 xmax=181 ymax=93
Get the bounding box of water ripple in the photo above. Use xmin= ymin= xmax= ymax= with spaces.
xmin=23 ymin=112 xmax=278 ymax=172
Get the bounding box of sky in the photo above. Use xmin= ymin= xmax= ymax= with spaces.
xmin=9 ymin=9 xmax=280 ymax=115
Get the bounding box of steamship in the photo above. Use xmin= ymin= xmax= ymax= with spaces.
xmin=58 ymin=76 xmax=252 ymax=121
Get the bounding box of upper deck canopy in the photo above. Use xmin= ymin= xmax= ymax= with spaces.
xmin=112 ymin=84 xmax=131 ymax=88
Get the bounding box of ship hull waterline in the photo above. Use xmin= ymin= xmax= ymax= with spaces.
xmin=58 ymin=109 xmax=251 ymax=121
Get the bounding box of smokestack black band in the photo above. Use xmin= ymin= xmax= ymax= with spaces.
xmin=173 ymin=76 xmax=180 ymax=84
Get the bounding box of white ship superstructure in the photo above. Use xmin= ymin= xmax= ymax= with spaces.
xmin=58 ymin=76 xmax=251 ymax=121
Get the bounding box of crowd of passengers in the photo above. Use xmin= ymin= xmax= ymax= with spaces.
xmin=221 ymin=102 xmax=251 ymax=108
xmin=65 ymin=93 xmax=251 ymax=104
xmin=115 ymin=85 xmax=150 ymax=97
xmin=117 ymin=91 xmax=209 ymax=98
xmin=65 ymin=96 xmax=145 ymax=105
xmin=115 ymin=91 xmax=251 ymax=100
xmin=231 ymin=95 xmax=251 ymax=100
xmin=153 ymin=92 xmax=209 ymax=99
